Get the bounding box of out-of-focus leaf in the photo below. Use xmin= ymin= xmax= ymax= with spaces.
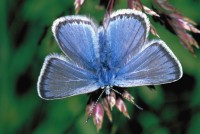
xmin=187 ymin=113 xmax=200 ymax=134
xmin=138 ymin=86 xmax=164 ymax=109
xmin=138 ymin=112 xmax=160 ymax=129
xmin=1 ymin=0 xmax=200 ymax=133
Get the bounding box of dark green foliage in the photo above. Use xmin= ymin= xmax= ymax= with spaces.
xmin=0 ymin=0 xmax=200 ymax=133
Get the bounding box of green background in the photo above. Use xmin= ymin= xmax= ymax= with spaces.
xmin=0 ymin=0 xmax=200 ymax=134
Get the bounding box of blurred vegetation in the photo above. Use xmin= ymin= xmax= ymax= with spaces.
xmin=0 ymin=0 xmax=200 ymax=134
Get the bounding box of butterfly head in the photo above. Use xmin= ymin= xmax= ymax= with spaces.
xmin=101 ymin=85 xmax=112 ymax=95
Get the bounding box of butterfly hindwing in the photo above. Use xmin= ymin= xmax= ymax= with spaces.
xmin=113 ymin=40 xmax=183 ymax=87
xmin=37 ymin=54 xmax=100 ymax=99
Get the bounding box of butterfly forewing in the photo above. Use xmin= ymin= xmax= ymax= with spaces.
xmin=113 ymin=40 xmax=183 ymax=87
xmin=37 ymin=54 xmax=100 ymax=99
xmin=52 ymin=16 xmax=100 ymax=72
xmin=103 ymin=9 xmax=150 ymax=68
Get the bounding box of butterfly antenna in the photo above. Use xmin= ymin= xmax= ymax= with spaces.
xmin=86 ymin=88 xmax=106 ymax=123
xmin=110 ymin=88 xmax=143 ymax=110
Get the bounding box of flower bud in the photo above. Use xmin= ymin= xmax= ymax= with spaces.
xmin=116 ymin=98 xmax=130 ymax=119
xmin=102 ymin=98 xmax=112 ymax=122
xmin=93 ymin=103 xmax=104 ymax=132
xmin=122 ymin=91 xmax=134 ymax=103
xmin=143 ymin=6 xmax=160 ymax=17
xmin=106 ymin=91 xmax=116 ymax=110
xmin=86 ymin=101 xmax=94 ymax=119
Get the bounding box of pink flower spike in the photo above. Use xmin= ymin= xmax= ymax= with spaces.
xmin=122 ymin=91 xmax=134 ymax=102
xmin=150 ymin=25 xmax=160 ymax=37
xmin=178 ymin=19 xmax=200 ymax=33
xmin=93 ymin=103 xmax=104 ymax=132
xmin=171 ymin=13 xmax=197 ymax=25
xmin=74 ymin=0 xmax=85 ymax=14
xmin=116 ymin=98 xmax=130 ymax=119
xmin=106 ymin=91 xmax=116 ymax=110
xmin=154 ymin=0 xmax=177 ymax=12
xmin=85 ymin=101 xmax=94 ymax=121
xmin=128 ymin=0 xmax=143 ymax=11
xmin=102 ymin=98 xmax=112 ymax=122
xmin=143 ymin=6 xmax=160 ymax=17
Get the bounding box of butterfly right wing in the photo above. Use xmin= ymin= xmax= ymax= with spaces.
xmin=101 ymin=9 xmax=182 ymax=87
xmin=37 ymin=54 xmax=100 ymax=100
xmin=113 ymin=40 xmax=183 ymax=87
xmin=100 ymin=9 xmax=149 ymax=68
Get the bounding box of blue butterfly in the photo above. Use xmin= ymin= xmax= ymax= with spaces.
xmin=37 ymin=9 xmax=182 ymax=100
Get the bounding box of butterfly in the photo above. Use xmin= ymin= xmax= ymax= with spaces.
xmin=37 ymin=9 xmax=182 ymax=100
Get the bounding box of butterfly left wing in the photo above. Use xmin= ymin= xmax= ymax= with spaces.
xmin=113 ymin=40 xmax=183 ymax=87
xmin=38 ymin=15 xmax=102 ymax=100
xmin=37 ymin=54 xmax=100 ymax=100
xmin=52 ymin=16 xmax=100 ymax=72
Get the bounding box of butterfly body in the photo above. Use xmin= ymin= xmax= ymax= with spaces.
xmin=37 ymin=9 xmax=182 ymax=100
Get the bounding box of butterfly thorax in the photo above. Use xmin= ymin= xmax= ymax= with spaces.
xmin=98 ymin=64 xmax=115 ymax=88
